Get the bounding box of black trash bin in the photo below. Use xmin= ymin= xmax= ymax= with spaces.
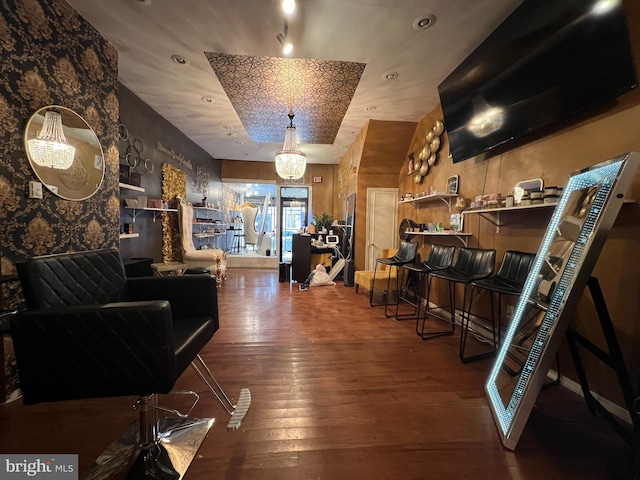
xmin=343 ymin=260 xmax=355 ymax=287
xmin=279 ymin=262 xmax=291 ymax=282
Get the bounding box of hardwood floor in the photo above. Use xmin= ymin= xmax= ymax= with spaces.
xmin=0 ymin=268 xmax=633 ymax=479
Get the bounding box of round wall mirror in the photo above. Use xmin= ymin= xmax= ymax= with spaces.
xmin=24 ymin=105 xmax=105 ymax=201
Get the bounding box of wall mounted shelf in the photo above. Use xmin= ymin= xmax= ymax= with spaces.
xmin=406 ymin=230 xmax=472 ymax=247
xmin=119 ymin=233 xmax=139 ymax=239
xmin=399 ymin=193 xmax=459 ymax=212
xmin=193 ymin=206 xmax=222 ymax=212
xmin=463 ymin=198 xmax=634 ymax=234
xmin=193 ymin=207 xmax=226 ymax=250
xmin=123 ymin=206 xmax=177 ymax=222
xmin=463 ymin=202 xmax=557 ymax=233
xmin=118 ymin=182 xmax=145 ymax=192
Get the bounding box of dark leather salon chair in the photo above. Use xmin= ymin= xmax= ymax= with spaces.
xmin=370 ymin=240 xmax=418 ymax=317
xmin=10 ymin=248 xmax=220 ymax=479
xmin=461 ymin=250 xmax=536 ymax=363
xmin=420 ymin=247 xmax=496 ymax=357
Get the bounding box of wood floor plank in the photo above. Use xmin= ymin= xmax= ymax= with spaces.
xmin=0 ymin=268 xmax=633 ymax=479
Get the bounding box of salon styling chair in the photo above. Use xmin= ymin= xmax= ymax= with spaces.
xmin=177 ymin=196 xmax=227 ymax=285
xmin=10 ymin=248 xmax=247 ymax=479
xmin=241 ymin=202 xmax=260 ymax=252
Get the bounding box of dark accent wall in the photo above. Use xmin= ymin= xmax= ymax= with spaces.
xmin=0 ymin=0 xmax=119 ymax=308
xmin=118 ymin=84 xmax=223 ymax=262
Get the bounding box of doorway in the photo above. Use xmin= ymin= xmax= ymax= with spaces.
xmin=365 ymin=187 xmax=399 ymax=270
xmin=279 ymin=186 xmax=309 ymax=262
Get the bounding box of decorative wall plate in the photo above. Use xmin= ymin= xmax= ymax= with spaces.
xmin=430 ymin=136 xmax=440 ymax=152
xmin=426 ymin=130 xmax=434 ymax=143
xmin=427 ymin=153 xmax=437 ymax=166
xmin=433 ymin=119 xmax=445 ymax=136
xmin=419 ymin=161 xmax=428 ymax=176
xmin=414 ymin=172 xmax=423 ymax=184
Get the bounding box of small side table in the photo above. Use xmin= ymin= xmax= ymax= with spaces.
xmin=150 ymin=262 xmax=188 ymax=276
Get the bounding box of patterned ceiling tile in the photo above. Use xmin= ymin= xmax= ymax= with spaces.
xmin=205 ymin=53 xmax=366 ymax=145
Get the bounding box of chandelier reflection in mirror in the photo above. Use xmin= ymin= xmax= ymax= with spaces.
xmin=275 ymin=112 xmax=306 ymax=180
xmin=27 ymin=110 xmax=76 ymax=169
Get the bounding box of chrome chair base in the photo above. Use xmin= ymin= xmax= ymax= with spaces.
xmin=82 ymin=395 xmax=214 ymax=480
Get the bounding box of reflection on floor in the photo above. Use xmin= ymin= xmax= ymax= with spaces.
xmin=225 ymin=251 xmax=278 ymax=269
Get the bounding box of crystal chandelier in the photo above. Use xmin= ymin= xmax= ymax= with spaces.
xmin=27 ymin=110 xmax=76 ymax=169
xmin=275 ymin=113 xmax=306 ymax=180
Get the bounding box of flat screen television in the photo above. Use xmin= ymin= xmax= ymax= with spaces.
xmin=438 ymin=0 xmax=638 ymax=164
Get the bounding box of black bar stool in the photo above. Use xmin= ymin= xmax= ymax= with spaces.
xmin=420 ymin=247 xmax=496 ymax=348
xmin=395 ymin=244 xmax=455 ymax=324
xmin=370 ymin=241 xmax=417 ymax=317
xmin=460 ymin=250 xmax=536 ymax=363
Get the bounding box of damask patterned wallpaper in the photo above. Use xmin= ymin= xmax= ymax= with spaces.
xmin=0 ymin=0 xmax=119 ymax=307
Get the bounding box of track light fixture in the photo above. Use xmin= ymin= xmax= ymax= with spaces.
xmin=276 ymin=21 xmax=293 ymax=55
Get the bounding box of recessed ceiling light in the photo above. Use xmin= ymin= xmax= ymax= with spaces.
xmin=384 ymin=71 xmax=399 ymax=81
xmin=366 ymin=106 xmax=377 ymax=111
xmin=170 ymin=54 xmax=189 ymax=65
xmin=134 ymin=0 xmax=152 ymax=5
xmin=412 ymin=14 xmax=436 ymax=31
xmin=201 ymin=96 xmax=214 ymax=103
xmin=282 ymin=0 xmax=296 ymax=15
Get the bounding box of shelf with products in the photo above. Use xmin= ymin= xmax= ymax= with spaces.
xmin=399 ymin=193 xmax=459 ymax=212
xmin=193 ymin=206 xmax=226 ymax=250
xmin=119 ymin=183 xmax=146 ymax=239
xmin=463 ymin=202 xmax=558 ymax=233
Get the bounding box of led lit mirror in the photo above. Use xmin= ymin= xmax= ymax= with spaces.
xmin=24 ymin=105 xmax=105 ymax=201
xmin=485 ymin=152 xmax=639 ymax=450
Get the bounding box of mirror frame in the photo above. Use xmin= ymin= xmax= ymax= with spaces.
xmin=485 ymin=152 xmax=639 ymax=450
xmin=24 ymin=105 xmax=105 ymax=201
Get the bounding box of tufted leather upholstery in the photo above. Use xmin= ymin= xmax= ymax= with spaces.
xmin=18 ymin=248 xmax=127 ymax=307
xmin=11 ymin=248 xmax=219 ymax=405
